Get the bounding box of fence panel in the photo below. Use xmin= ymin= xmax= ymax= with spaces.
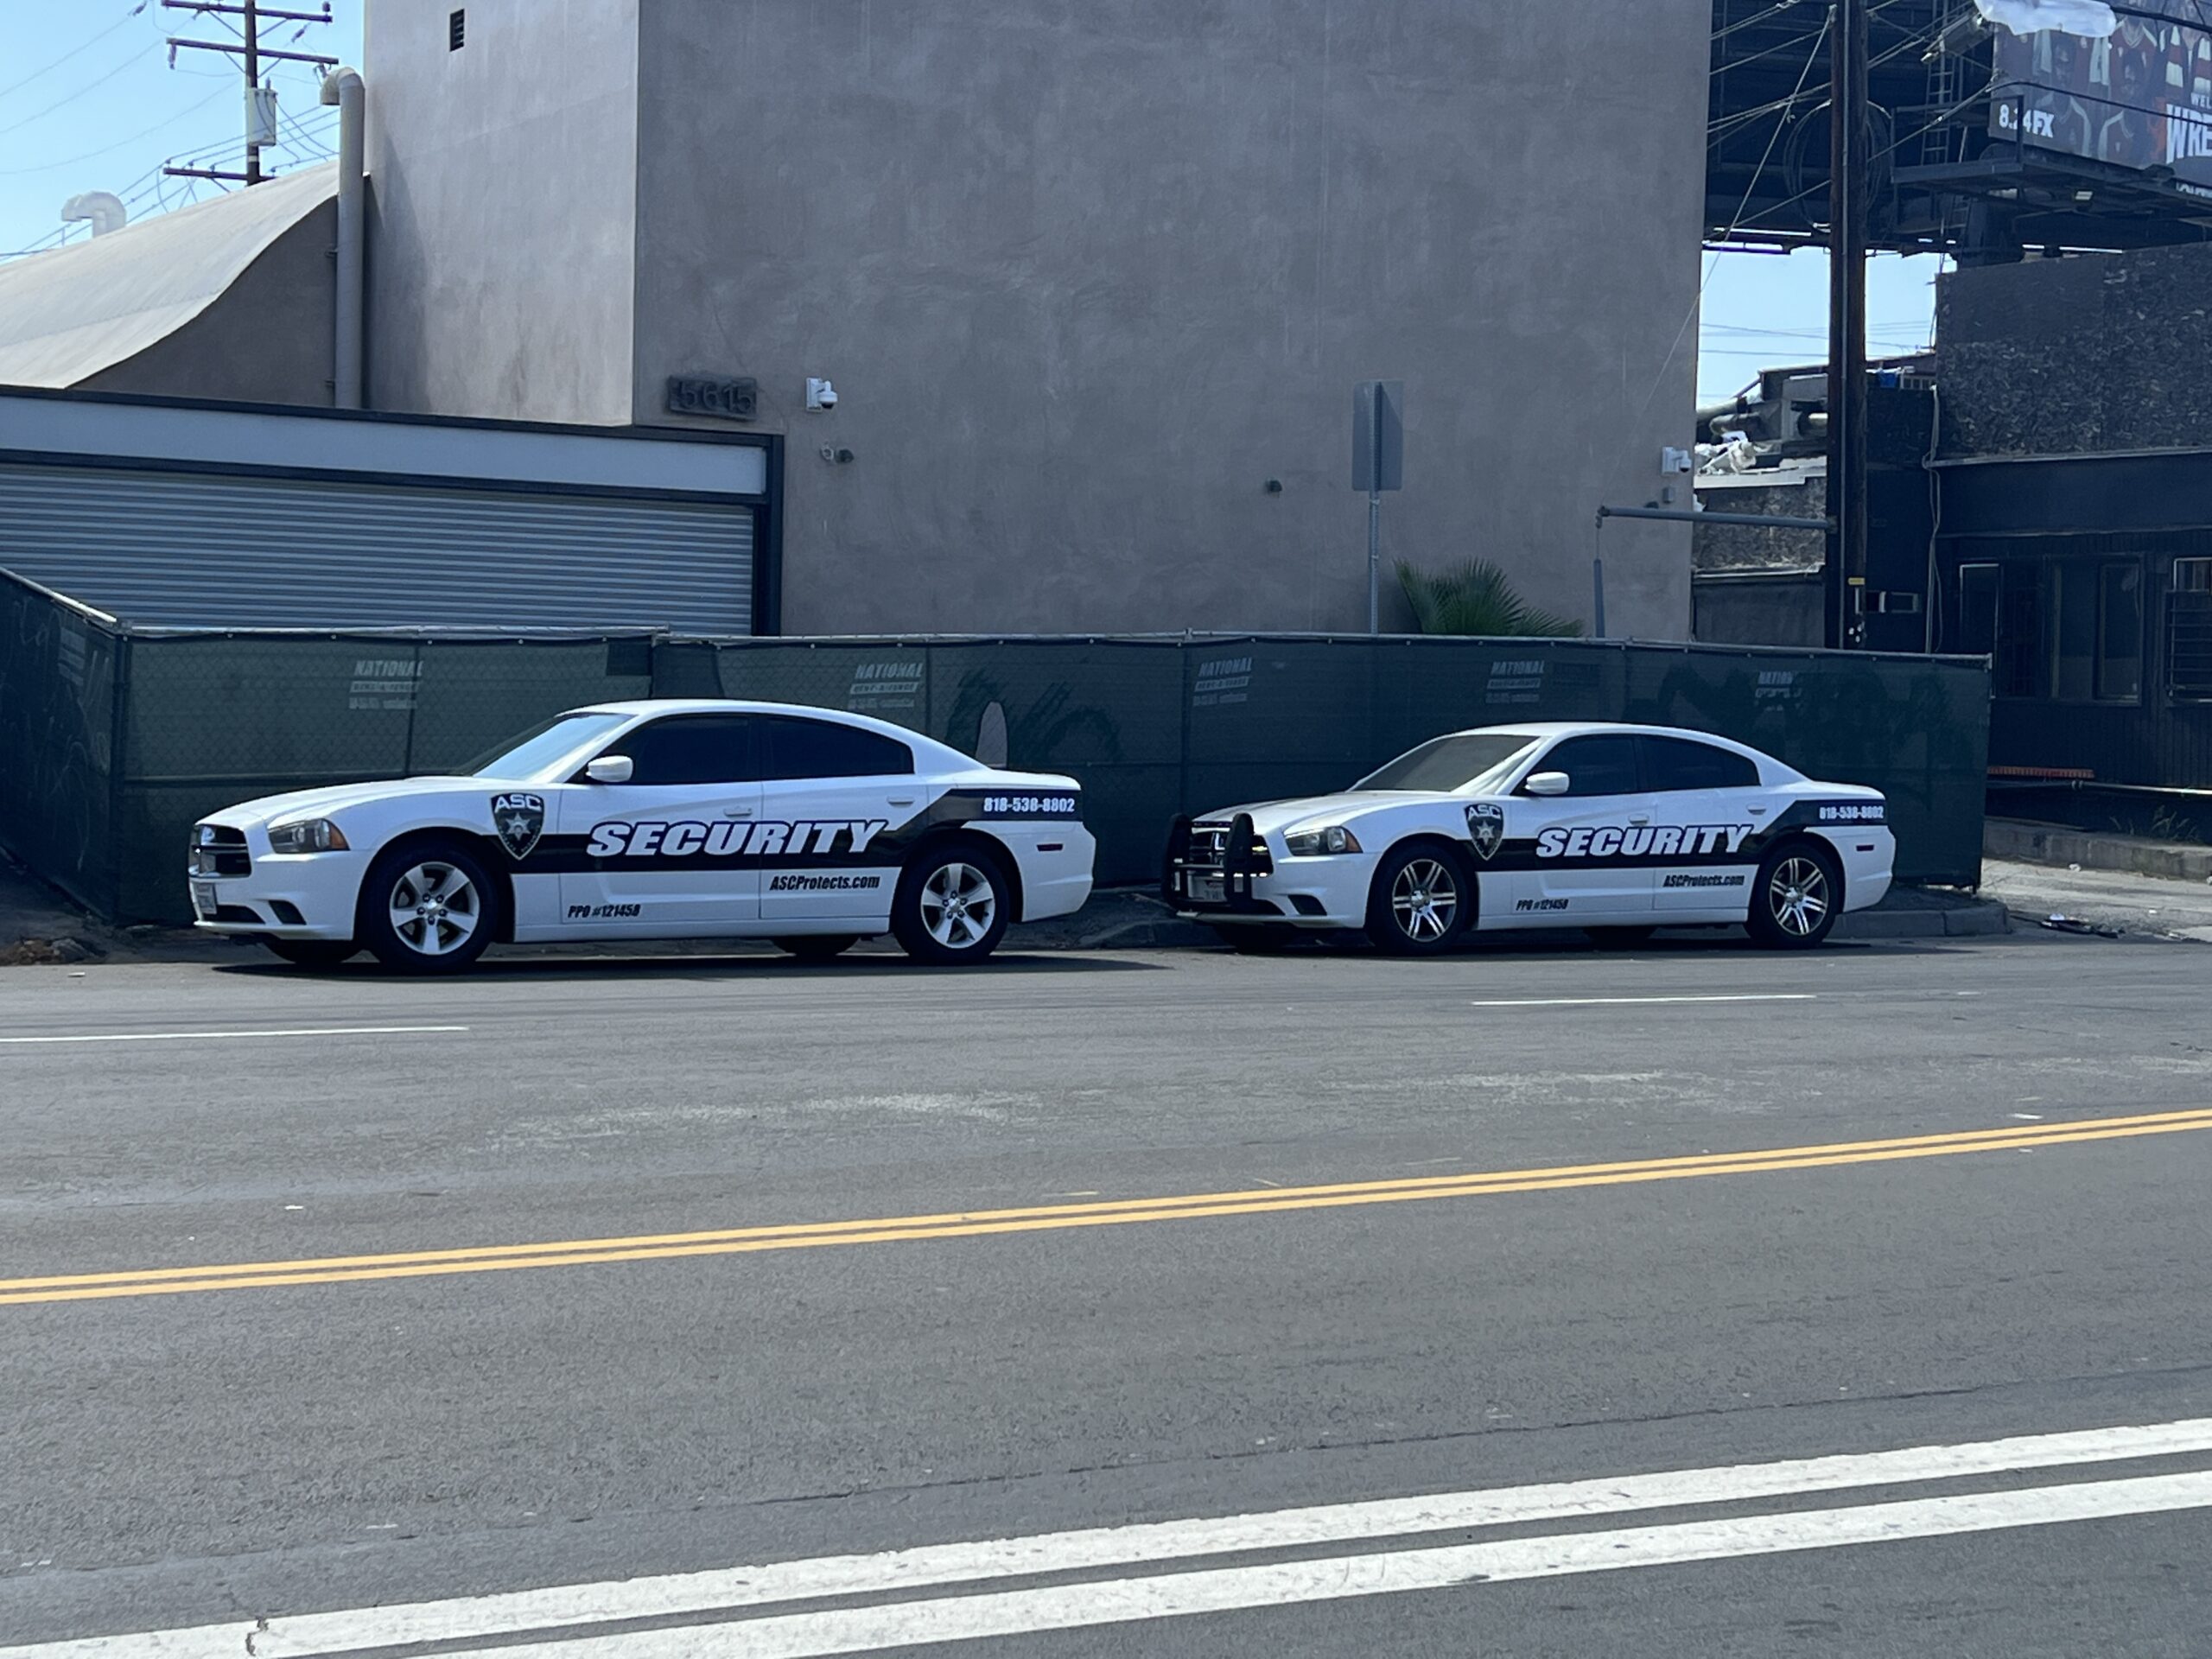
xmin=926 ymin=640 xmax=1183 ymax=885
xmin=0 ymin=572 xmax=121 ymax=917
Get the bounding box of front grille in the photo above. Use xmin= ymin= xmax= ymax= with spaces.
xmin=1185 ymin=823 xmax=1273 ymax=875
xmin=191 ymin=824 xmax=251 ymax=878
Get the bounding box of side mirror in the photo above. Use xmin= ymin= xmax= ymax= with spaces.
xmin=585 ymin=754 xmax=634 ymax=785
xmin=1523 ymin=771 xmax=1570 ymax=798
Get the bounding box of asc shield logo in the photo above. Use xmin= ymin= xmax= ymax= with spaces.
xmin=492 ymin=793 xmax=546 ymax=861
xmin=1465 ymin=803 xmax=1505 ymax=861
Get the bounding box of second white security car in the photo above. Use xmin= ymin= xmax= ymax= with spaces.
xmin=189 ymin=700 xmax=1095 ymax=972
xmin=1166 ymin=722 xmax=1893 ymax=954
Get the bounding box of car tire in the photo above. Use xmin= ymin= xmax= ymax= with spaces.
xmin=774 ymin=935 xmax=860 ymax=963
xmin=892 ymin=842 xmax=1014 ymax=966
xmin=1365 ymin=842 xmax=1473 ymax=957
xmin=359 ymin=838 xmax=499 ymax=975
xmin=264 ymin=939 xmax=360 ymax=970
xmin=1585 ymin=926 xmax=1657 ymax=950
xmin=1746 ymin=842 xmax=1843 ymax=950
xmin=1213 ymin=924 xmax=1296 ymax=955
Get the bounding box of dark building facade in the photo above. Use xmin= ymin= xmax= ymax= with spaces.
xmin=1932 ymin=245 xmax=2212 ymax=801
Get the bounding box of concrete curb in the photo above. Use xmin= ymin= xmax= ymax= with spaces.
xmin=1834 ymin=899 xmax=2010 ymax=941
xmin=1985 ymin=818 xmax=2212 ymax=884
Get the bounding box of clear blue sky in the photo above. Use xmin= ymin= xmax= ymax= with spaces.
xmin=0 ymin=4 xmax=1936 ymax=407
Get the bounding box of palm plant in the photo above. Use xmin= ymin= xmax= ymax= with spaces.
xmin=1395 ymin=559 xmax=1584 ymax=638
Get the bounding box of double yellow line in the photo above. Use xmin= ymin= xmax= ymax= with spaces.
xmin=8 ymin=1109 xmax=2211 ymax=1308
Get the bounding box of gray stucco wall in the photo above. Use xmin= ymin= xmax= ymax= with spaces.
xmin=1938 ymin=245 xmax=2212 ymax=460
xmin=629 ymin=0 xmax=1707 ymax=639
xmin=82 ymin=203 xmax=338 ymax=406
xmin=364 ymin=0 xmax=639 ymax=423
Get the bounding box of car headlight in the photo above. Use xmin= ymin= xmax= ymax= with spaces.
xmin=266 ymin=818 xmax=350 ymax=855
xmin=1286 ymin=826 xmax=1363 ymax=856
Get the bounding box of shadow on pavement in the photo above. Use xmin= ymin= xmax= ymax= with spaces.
xmin=213 ymin=950 xmax=1167 ymax=983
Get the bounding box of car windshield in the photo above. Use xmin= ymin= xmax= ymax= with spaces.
xmin=465 ymin=713 xmax=632 ymax=780
xmin=1355 ymin=732 xmax=1539 ymax=793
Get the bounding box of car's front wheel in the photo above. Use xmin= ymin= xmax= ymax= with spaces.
xmin=892 ymin=843 xmax=1013 ymax=965
xmin=264 ymin=939 xmax=359 ymax=970
xmin=1746 ymin=842 xmax=1843 ymax=950
xmin=1365 ymin=842 xmax=1472 ymax=957
xmin=359 ymin=839 xmax=499 ymax=974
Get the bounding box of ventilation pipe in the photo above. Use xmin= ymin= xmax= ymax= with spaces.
xmin=320 ymin=67 xmax=365 ymax=410
xmin=60 ymin=193 xmax=128 ymax=238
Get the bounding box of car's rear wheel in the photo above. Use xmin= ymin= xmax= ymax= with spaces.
xmin=359 ymin=840 xmax=499 ymax=975
xmin=774 ymin=935 xmax=860 ymax=963
xmin=1365 ymin=842 xmax=1472 ymax=957
xmin=264 ymin=939 xmax=359 ymax=970
xmin=892 ymin=843 xmax=1013 ymax=965
xmin=1585 ymin=926 xmax=1657 ymax=950
xmin=1746 ymin=842 xmax=1843 ymax=950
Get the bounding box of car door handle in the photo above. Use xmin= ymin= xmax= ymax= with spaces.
xmin=887 ymin=797 xmax=917 ymax=806
xmin=1747 ymin=805 xmax=1770 ymax=816
xmin=722 ymin=808 xmax=754 ymax=819
xmin=1629 ymin=815 xmax=1652 ymax=826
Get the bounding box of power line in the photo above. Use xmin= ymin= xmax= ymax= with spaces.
xmin=1651 ymin=6 xmax=1841 ymax=430
xmin=0 ymin=4 xmax=149 ymax=103
xmin=0 ymin=43 xmax=159 ymax=139
xmin=0 ymin=83 xmax=228 ymax=177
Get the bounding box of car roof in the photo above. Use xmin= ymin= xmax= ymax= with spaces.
xmin=561 ymin=698 xmax=967 ymax=756
xmin=1431 ymin=721 xmax=1797 ymax=772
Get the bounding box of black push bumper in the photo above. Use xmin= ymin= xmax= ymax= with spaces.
xmin=1162 ymin=812 xmax=1280 ymax=915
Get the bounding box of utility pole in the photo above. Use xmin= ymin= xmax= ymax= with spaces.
xmin=1824 ymin=0 xmax=1871 ymax=651
xmin=162 ymin=1 xmax=337 ymax=188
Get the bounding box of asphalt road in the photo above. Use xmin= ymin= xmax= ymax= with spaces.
xmin=4 ymin=931 xmax=2212 ymax=1656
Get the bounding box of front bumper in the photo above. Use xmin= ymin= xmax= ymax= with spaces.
xmin=1161 ymin=817 xmax=1367 ymax=928
xmin=188 ymin=842 xmax=365 ymax=939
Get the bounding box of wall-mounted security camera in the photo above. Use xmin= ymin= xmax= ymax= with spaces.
xmin=806 ymin=378 xmax=838 ymax=411
xmin=818 ymin=446 xmax=855 ymax=465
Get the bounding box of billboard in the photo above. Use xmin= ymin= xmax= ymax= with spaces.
xmin=1991 ymin=2 xmax=2212 ymax=195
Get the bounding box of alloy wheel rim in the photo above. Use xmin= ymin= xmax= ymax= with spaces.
xmin=1770 ymin=857 xmax=1829 ymax=937
xmin=391 ymin=861 xmax=480 ymax=956
xmin=920 ymin=861 xmax=996 ymax=949
xmin=1391 ymin=859 xmax=1459 ymax=943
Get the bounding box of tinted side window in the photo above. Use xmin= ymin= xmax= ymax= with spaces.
xmin=762 ymin=715 xmax=914 ymax=779
xmin=607 ymin=715 xmax=758 ymax=785
xmin=1538 ymin=734 xmax=1641 ymax=798
xmin=1642 ymin=735 xmax=1759 ymax=791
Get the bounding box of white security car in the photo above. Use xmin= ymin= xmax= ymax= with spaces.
xmin=189 ymin=700 xmax=1095 ymax=972
xmin=1166 ymin=722 xmax=1893 ymax=955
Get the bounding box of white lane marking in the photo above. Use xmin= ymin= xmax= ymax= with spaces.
xmin=12 ymin=1416 xmax=2212 ymax=1659
xmin=1469 ymin=994 xmax=1817 ymax=1009
xmin=0 ymin=1026 xmax=467 ymax=1047
xmin=511 ymin=1471 xmax=2212 ymax=1659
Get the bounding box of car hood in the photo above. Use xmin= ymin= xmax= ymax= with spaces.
xmin=206 ymin=776 xmax=489 ymax=829
xmin=1194 ymin=791 xmax=1446 ymax=835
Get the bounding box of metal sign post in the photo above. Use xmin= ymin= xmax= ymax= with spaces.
xmin=1353 ymin=380 xmax=1403 ymax=634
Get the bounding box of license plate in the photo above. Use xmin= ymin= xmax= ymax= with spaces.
xmin=1188 ymin=873 xmax=1225 ymax=905
xmin=192 ymin=882 xmax=218 ymax=918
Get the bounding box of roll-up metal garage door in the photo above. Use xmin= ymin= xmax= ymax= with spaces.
xmin=0 ymin=465 xmax=755 ymax=632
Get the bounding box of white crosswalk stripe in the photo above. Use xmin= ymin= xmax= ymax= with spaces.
xmin=10 ymin=1417 xmax=2212 ymax=1658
